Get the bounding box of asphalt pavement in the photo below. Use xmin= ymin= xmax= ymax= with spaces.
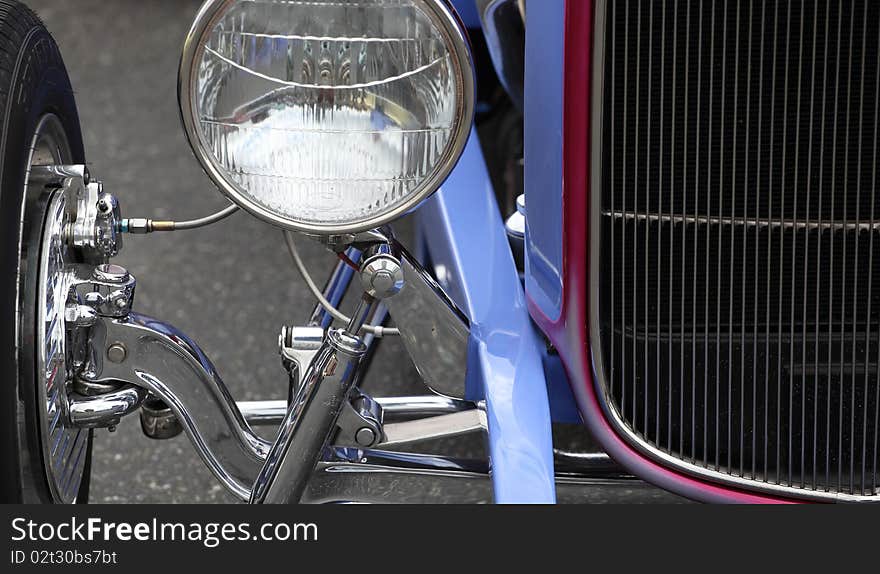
xmin=25 ymin=0 xmax=682 ymax=504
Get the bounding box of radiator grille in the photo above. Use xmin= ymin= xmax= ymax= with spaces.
xmin=595 ymin=0 xmax=880 ymax=499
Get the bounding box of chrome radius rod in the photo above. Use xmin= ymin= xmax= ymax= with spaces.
xmin=238 ymin=396 xmax=474 ymax=426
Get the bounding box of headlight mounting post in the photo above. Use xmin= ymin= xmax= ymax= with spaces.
xmin=249 ymin=235 xmax=409 ymax=504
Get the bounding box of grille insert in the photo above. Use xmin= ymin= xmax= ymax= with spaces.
xmin=594 ymin=0 xmax=880 ymax=499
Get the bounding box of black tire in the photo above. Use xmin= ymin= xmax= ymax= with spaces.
xmin=0 ymin=0 xmax=91 ymax=503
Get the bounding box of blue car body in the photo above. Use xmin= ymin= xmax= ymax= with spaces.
xmin=412 ymin=0 xmax=575 ymax=503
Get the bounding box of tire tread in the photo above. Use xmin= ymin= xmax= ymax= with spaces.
xmin=0 ymin=1 xmax=53 ymax=121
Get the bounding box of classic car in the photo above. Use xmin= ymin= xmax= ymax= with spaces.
xmin=2 ymin=0 xmax=877 ymax=504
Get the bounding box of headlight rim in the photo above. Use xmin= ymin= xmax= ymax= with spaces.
xmin=178 ymin=0 xmax=475 ymax=235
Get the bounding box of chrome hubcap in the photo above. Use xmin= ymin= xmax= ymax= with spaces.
xmin=29 ymin=115 xmax=88 ymax=503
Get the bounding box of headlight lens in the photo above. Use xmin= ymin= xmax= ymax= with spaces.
xmin=179 ymin=0 xmax=474 ymax=234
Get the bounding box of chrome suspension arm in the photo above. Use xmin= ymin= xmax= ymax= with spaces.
xmin=76 ymin=308 xmax=481 ymax=502
xmin=79 ymin=312 xmax=271 ymax=500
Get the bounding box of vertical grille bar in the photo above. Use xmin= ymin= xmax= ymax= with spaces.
xmin=620 ymin=0 xmax=628 ymax=419
xmin=633 ymin=0 xmax=640 ymax=432
xmin=740 ymin=0 xmax=754 ymax=477
xmin=656 ymin=0 xmax=666 ymax=447
xmin=753 ymin=0 xmax=768 ymax=480
xmin=767 ymin=0 xmax=780 ymax=484
xmin=851 ymin=0 xmax=869 ymax=495
xmin=802 ymin=0 xmax=820 ymax=490
xmin=789 ymin=0 xmax=805 ymax=488
xmin=668 ymin=0 xmax=678 ymax=454
xmin=693 ymin=0 xmax=703 ymax=463
xmin=869 ymin=8 xmax=880 ymax=495
xmin=838 ymin=0 xmax=856 ymax=494
xmin=644 ymin=0 xmax=653 ymax=442
xmin=681 ymin=0 xmax=690 ymax=459
xmin=729 ymin=0 xmax=742 ymax=473
xmin=813 ymin=0 xmax=830 ymax=492
xmin=716 ymin=1 xmax=728 ymax=472
xmin=705 ymin=0 xmax=716 ymax=469
xmin=827 ymin=0 xmax=843 ymax=492
xmin=609 ymin=0 xmax=615 ymax=424
xmin=598 ymin=0 xmax=880 ymax=500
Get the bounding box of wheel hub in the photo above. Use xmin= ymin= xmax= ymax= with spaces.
xmin=36 ymin=187 xmax=88 ymax=503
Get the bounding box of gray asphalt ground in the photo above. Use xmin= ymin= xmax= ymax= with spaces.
xmin=26 ymin=0 xmax=682 ymax=504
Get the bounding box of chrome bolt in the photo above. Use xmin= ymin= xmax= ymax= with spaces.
xmin=106 ymin=342 xmax=127 ymax=364
xmin=64 ymin=304 xmax=98 ymax=328
xmin=372 ymin=270 xmax=396 ymax=294
xmin=360 ymin=255 xmax=404 ymax=299
xmin=355 ymin=427 xmax=377 ymax=447
xmin=93 ymin=263 xmax=129 ymax=284
xmin=83 ymin=291 xmax=105 ymax=306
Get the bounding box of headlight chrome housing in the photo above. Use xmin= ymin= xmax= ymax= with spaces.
xmin=179 ymin=0 xmax=474 ymax=234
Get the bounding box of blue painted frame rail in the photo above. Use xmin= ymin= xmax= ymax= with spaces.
xmin=415 ymin=130 xmax=556 ymax=503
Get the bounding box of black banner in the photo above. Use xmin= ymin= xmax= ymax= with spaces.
xmin=0 ymin=504 xmax=874 ymax=571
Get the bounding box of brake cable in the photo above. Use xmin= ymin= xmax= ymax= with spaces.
xmin=118 ymin=203 xmax=239 ymax=233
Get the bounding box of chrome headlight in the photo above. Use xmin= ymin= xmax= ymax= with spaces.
xmin=179 ymin=0 xmax=474 ymax=234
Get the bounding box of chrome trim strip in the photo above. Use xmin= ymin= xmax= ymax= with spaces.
xmin=603 ymin=210 xmax=880 ymax=232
